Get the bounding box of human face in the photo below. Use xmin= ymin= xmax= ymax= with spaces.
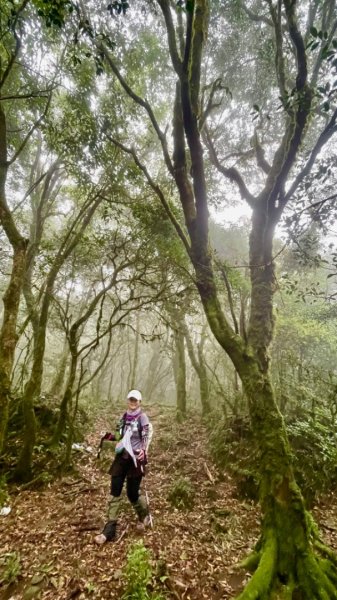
xmin=127 ymin=397 xmax=141 ymax=411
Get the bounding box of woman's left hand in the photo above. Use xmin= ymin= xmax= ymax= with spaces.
xmin=137 ymin=449 xmax=146 ymax=462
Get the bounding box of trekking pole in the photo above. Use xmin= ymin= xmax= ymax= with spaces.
xmin=140 ymin=465 xmax=153 ymax=528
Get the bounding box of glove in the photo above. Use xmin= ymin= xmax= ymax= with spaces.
xmin=102 ymin=432 xmax=115 ymax=441
xmin=136 ymin=449 xmax=146 ymax=463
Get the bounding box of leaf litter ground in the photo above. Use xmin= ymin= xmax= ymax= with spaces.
xmin=1 ymin=410 xmax=337 ymax=600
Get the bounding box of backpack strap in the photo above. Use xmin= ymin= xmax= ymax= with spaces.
xmin=120 ymin=412 xmax=127 ymax=437
xmin=121 ymin=412 xmax=143 ymax=440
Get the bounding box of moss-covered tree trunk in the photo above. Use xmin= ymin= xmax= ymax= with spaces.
xmin=0 ymin=103 xmax=28 ymax=455
xmin=0 ymin=241 xmax=27 ymax=453
xmin=14 ymin=309 xmax=49 ymax=481
xmin=50 ymin=279 xmax=117 ymax=447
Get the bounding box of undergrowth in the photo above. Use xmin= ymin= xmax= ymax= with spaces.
xmin=122 ymin=540 xmax=166 ymax=600
xmin=0 ymin=475 xmax=9 ymax=508
xmin=207 ymin=407 xmax=337 ymax=505
xmin=167 ymin=477 xmax=195 ymax=510
xmin=0 ymin=552 xmax=21 ymax=586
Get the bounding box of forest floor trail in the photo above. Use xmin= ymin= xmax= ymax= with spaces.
xmin=1 ymin=409 xmax=337 ymax=600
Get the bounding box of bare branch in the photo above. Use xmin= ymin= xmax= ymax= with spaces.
xmin=199 ymin=78 xmax=225 ymax=131
xmin=0 ymin=0 xmax=30 ymax=89
xmin=215 ymin=258 xmax=240 ymax=335
xmin=156 ymin=0 xmax=183 ymax=75
xmin=240 ymin=1 xmax=273 ymax=27
xmin=292 ymin=192 xmax=337 ymax=218
xmin=285 ymin=107 xmax=337 ymax=202
xmin=106 ymin=134 xmax=191 ymax=256
xmin=0 ymin=89 xmax=56 ymax=101
xmin=261 ymin=1 xmax=312 ymax=214
xmin=204 ymin=126 xmax=256 ymax=207
xmin=252 ymin=131 xmax=271 ymax=174
xmin=267 ymin=0 xmax=287 ymax=99
xmin=8 ymin=94 xmax=52 ymax=166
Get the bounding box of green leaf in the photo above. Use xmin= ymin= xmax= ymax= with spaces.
xmin=310 ymin=41 xmax=320 ymax=51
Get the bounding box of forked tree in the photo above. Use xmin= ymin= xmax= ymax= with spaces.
xmin=96 ymin=0 xmax=337 ymax=597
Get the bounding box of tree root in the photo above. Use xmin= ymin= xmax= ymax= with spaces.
xmin=297 ymin=553 xmax=337 ymax=600
xmin=315 ymin=539 xmax=337 ymax=566
xmin=235 ymin=535 xmax=337 ymax=600
xmin=239 ymin=551 xmax=261 ymax=573
xmin=236 ymin=531 xmax=277 ymax=600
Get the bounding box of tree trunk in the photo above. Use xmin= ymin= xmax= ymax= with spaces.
xmin=184 ymin=324 xmax=210 ymax=416
xmin=48 ymin=342 xmax=69 ymax=399
xmin=50 ymin=355 xmax=77 ymax=447
xmin=197 ymin=342 xmax=210 ymax=416
xmin=143 ymin=338 xmax=164 ymax=402
xmin=173 ymin=327 xmax=186 ymax=422
xmin=0 ymin=241 xmax=28 ymax=453
xmin=0 ymin=102 xmax=28 ymax=454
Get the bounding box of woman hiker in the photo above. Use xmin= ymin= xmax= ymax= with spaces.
xmin=95 ymin=389 xmax=152 ymax=544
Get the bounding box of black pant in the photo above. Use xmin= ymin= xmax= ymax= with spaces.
xmin=109 ymin=454 xmax=143 ymax=502
xmin=111 ymin=472 xmax=142 ymax=503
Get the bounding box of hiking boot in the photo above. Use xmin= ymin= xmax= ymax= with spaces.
xmin=136 ymin=514 xmax=152 ymax=532
xmin=94 ymin=533 xmax=107 ymax=545
xmin=95 ymin=520 xmax=117 ymax=544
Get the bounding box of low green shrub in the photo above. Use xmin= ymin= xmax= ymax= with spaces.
xmin=122 ymin=540 xmax=165 ymax=600
xmin=167 ymin=477 xmax=195 ymax=510
xmin=287 ymin=412 xmax=337 ymax=504
xmin=0 ymin=475 xmax=9 ymax=508
xmin=0 ymin=551 xmax=21 ymax=586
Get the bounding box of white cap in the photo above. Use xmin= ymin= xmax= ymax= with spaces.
xmin=127 ymin=389 xmax=142 ymax=402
